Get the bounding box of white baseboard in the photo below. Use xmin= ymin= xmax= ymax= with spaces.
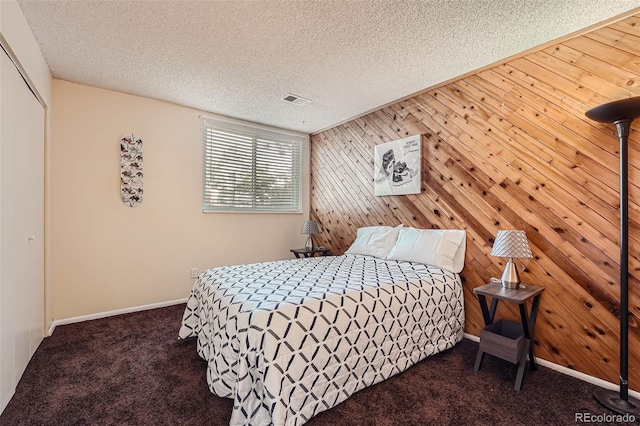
xmin=47 ymin=298 xmax=188 ymax=336
xmin=463 ymin=332 xmax=480 ymax=343
xmin=463 ymin=333 xmax=640 ymax=400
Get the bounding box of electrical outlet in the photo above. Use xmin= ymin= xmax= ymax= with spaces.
xmin=190 ymin=267 xmax=198 ymax=279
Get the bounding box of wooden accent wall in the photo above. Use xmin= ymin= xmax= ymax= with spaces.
xmin=310 ymin=13 xmax=640 ymax=389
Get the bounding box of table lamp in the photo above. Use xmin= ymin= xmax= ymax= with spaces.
xmin=301 ymin=220 xmax=319 ymax=250
xmin=490 ymin=230 xmax=533 ymax=289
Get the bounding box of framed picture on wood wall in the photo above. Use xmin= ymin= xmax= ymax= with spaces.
xmin=374 ymin=134 xmax=421 ymax=196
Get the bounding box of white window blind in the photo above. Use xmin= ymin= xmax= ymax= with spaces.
xmin=203 ymin=118 xmax=303 ymax=213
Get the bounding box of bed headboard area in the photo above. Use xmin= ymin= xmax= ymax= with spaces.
xmin=344 ymin=225 xmax=466 ymax=273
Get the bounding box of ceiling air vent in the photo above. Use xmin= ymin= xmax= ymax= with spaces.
xmin=282 ymin=94 xmax=312 ymax=106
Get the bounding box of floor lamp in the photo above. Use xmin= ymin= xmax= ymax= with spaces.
xmin=586 ymin=96 xmax=640 ymax=417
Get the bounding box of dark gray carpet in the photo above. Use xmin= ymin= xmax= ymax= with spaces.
xmin=0 ymin=304 xmax=622 ymax=425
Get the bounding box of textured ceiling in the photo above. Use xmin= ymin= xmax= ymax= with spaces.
xmin=17 ymin=0 xmax=640 ymax=134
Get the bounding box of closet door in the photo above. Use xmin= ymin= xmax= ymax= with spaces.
xmin=0 ymin=47 xmax=45 ymax=412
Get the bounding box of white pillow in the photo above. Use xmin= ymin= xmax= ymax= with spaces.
xmin=344 ymin=225 xmax=402 ymax=258
xmin=386 ymin=227 xmax=466 ymax=273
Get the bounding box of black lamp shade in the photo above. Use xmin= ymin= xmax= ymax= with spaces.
xmin=585 ymin=96 xmax=640 ymax=123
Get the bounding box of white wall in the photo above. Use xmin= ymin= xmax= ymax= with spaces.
xmin=51 ymin=80 xmax=311 ymax=320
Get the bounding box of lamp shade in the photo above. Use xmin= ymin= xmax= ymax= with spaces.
xmin=490 ymin=230 xmax=533 ymax=259
xmin=301 ymin=220 xmax=319 ymax=235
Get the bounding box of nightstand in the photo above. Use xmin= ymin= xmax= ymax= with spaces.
xmin=473 ymin=281 xmax=544 ymax=391
xmin=290 ymin=247 xmax=330 ymax=258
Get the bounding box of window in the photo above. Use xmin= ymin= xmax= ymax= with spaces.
xmin=203 ymin=118 xmax=303 ymax=213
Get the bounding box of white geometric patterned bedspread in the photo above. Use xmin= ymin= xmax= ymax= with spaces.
xmin=179 ymin=254 xmax=464 ymax=426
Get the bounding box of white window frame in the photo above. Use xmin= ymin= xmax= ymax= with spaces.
xmin=202 ymin=117 xmax=303 ymax=213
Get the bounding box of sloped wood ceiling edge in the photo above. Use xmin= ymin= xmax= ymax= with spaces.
xmin=310 ymin=14 xmax=640 ymax=388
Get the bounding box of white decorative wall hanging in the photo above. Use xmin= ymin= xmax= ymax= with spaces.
xmin=120 ymin=133 xmax=143 ymax=207
xmin=374 ymin=134 xmax=421 ymax=196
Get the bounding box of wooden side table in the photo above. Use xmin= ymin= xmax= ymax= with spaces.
xmin=473 ymin=281 xmax=544 ymax=391
xmin=290 ymin=247 xmax=330 ymax=258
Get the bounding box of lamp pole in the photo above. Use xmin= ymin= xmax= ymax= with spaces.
xmin=586 ymin=97 xmax=640 ymax=416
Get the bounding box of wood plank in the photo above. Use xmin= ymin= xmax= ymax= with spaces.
xmin=583 ymin=27 xmax=626 ymax=47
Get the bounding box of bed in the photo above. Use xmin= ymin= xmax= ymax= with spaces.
xmin=179 ymin=226 xmax=466 ymax=426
